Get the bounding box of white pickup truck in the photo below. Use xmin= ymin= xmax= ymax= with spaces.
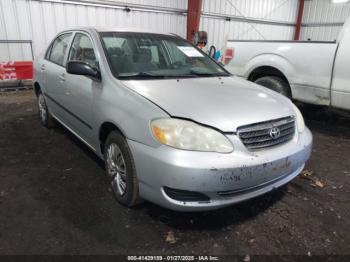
xmin=225 ymin=18 xmax=350 ymax=111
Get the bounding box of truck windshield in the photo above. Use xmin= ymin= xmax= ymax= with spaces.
xmin=100 ymin=32 xmax=230 ymax=79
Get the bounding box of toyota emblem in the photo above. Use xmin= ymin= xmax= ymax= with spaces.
xmin=269 ymin=127 xmax=281 ymax=139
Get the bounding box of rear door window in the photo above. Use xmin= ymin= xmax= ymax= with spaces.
xmin=48 ymin=33 xmax=72 ymax=66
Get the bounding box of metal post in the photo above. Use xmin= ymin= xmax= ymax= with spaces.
xmin=294 ymin=0 xmax=305 ymax=40
xmin=30 ymin=42 xmax=34 ymax=60
xmin=187 ymin=0 xmax=202 ymax=42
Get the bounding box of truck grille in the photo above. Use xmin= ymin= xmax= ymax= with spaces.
xmin=237 ymin=116 xmax=295 ymax=150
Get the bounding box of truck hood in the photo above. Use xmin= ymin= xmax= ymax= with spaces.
xmin=122 ymin=76 xmax=294 ymax=132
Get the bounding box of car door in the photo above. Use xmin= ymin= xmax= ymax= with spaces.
xmin=64 ymin=32 xmax=101 ymax=147
xmin=42 ymin=32 xmax=73 ymax=121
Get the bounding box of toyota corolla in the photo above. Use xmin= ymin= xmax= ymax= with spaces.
xmin=33 ymin=28 xmax=312 ymax=211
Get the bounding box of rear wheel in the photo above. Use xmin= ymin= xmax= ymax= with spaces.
xmin=104 ymin=131 xmax=140 ymax=207
xmin=254 ymin=76 xmax=292 ymax=98
xmin=37 ymin=91 xmax=55 ymax=128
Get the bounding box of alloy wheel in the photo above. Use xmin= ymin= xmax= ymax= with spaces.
xmin=106 ymin=143 xmax=127 ymax=196
xmin=38 ymin=93 xmax=47 ymax=123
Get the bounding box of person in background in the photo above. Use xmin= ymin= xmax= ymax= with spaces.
xmin=194 ymin=31 xmax=208 ymax=53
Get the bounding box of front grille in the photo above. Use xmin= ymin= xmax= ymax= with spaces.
xmin=237 ymin=116 xmax=295 ymax=150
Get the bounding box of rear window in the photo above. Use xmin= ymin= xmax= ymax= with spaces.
xmin=47 ymin=33 xmax=72 ymax=66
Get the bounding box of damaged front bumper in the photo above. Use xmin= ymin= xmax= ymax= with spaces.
xmin=128 ymin=128 xmax=312 ymax=211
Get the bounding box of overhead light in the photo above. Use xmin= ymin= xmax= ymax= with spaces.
xmin=332 ymin=0 xmax=350 ymax=4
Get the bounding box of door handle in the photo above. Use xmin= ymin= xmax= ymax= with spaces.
xmin=40 ymin=64 xmax=45 ymax=71
xmin=58 ymin=73 xmax=65 ymax=82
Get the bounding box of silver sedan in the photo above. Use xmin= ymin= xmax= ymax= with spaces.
xmin=33 ymin=27 xmax=312 ymax=211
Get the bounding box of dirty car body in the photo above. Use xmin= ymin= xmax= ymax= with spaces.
xmin=34 ymin=27 xmax=312 ymax=211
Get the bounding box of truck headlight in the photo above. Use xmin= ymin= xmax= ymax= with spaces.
xmin=151 ymin=118 xmax=233 ymax=153
xmin=292 ymin=104 xmax=305 ymax=133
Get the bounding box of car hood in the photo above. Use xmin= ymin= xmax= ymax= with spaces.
xmin=122 ymin=76 xmax=294 ymax=132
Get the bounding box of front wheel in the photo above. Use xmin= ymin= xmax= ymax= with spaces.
xmin=104 ymin=131 xmax=140 ymax=207
xmin=37 ymin=91 xmax=55 ymax=128
xmin=254 ymin=76 xmax=292 ymax=99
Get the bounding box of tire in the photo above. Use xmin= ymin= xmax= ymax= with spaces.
xmin=104 ymin=131 xmax=140 ymax=207
xmin=37 ymin=90 xmax=55 ymax=128
xmin=254 ymin=76 xmax=292 ymax=98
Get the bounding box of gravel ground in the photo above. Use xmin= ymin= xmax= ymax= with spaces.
xmin=0 ymin=90 xmax=349 ymax=260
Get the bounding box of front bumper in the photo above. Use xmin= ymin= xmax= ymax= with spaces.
xmin=128 ymin=128 xmax=312 ymax=211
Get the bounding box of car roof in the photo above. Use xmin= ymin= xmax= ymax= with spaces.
xmin=64 ymin=26 xmax=173 ymax=36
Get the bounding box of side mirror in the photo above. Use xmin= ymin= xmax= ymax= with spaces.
xmin=66 ymin=61 xmax=100 ymax=80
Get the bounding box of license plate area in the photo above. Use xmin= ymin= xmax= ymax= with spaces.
xmin=218 ymin=156 xmax=296 ymax=191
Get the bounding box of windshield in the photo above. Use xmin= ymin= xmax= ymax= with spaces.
xmin=100 ymin=32 xmax=230 ymax=79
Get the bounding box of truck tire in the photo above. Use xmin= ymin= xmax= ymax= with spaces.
xmin=254 ymin=76 xmax=292 ymax=98
xmin=104 ymin=131 xmax=140 ymax=207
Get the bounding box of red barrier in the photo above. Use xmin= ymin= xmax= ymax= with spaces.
xmin=0 ymin=61 xmax=33 ymax=80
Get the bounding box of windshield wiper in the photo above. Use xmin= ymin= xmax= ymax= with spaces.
xmin=189 ymin=69 xmax=229 ymax=77
xmin=118 ymin=71 xmax=201 ymax=79
xmin=117 ymin=72 xmax=167 ymax=79
xmin=117 ymin=70 xmax=229 ymax=80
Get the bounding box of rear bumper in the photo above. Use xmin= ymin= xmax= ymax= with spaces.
xmin=128 ymin=128 xmax=312 ymax=211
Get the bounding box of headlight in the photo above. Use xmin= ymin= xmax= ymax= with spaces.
xmin=292 ymin=104 xmax=305 ymax=133
xmin=151 ymin=118 xmax=233 ymax=153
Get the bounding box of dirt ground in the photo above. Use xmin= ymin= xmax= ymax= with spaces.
xmin=0 ymin=90 xmax=349 ymax=259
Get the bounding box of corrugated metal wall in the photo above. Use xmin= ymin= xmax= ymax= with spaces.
xmin=0 ymin=0 xmax=298 ymax=61
xmin=0 ymin=0 xmax=187 ymax=61
xmin=200 ymin=0 xmax=298 ymax=53
xmin=107 ymin=0 xmax=187 ymax=9
xmin=301 ymin=0 xmax=350 ymax=41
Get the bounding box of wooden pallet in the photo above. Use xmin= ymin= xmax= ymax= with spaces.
xmin=0 ymin=80 xmax=33 ymax=92
xmin=0 ymin=85 xmax=33 ymax=92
